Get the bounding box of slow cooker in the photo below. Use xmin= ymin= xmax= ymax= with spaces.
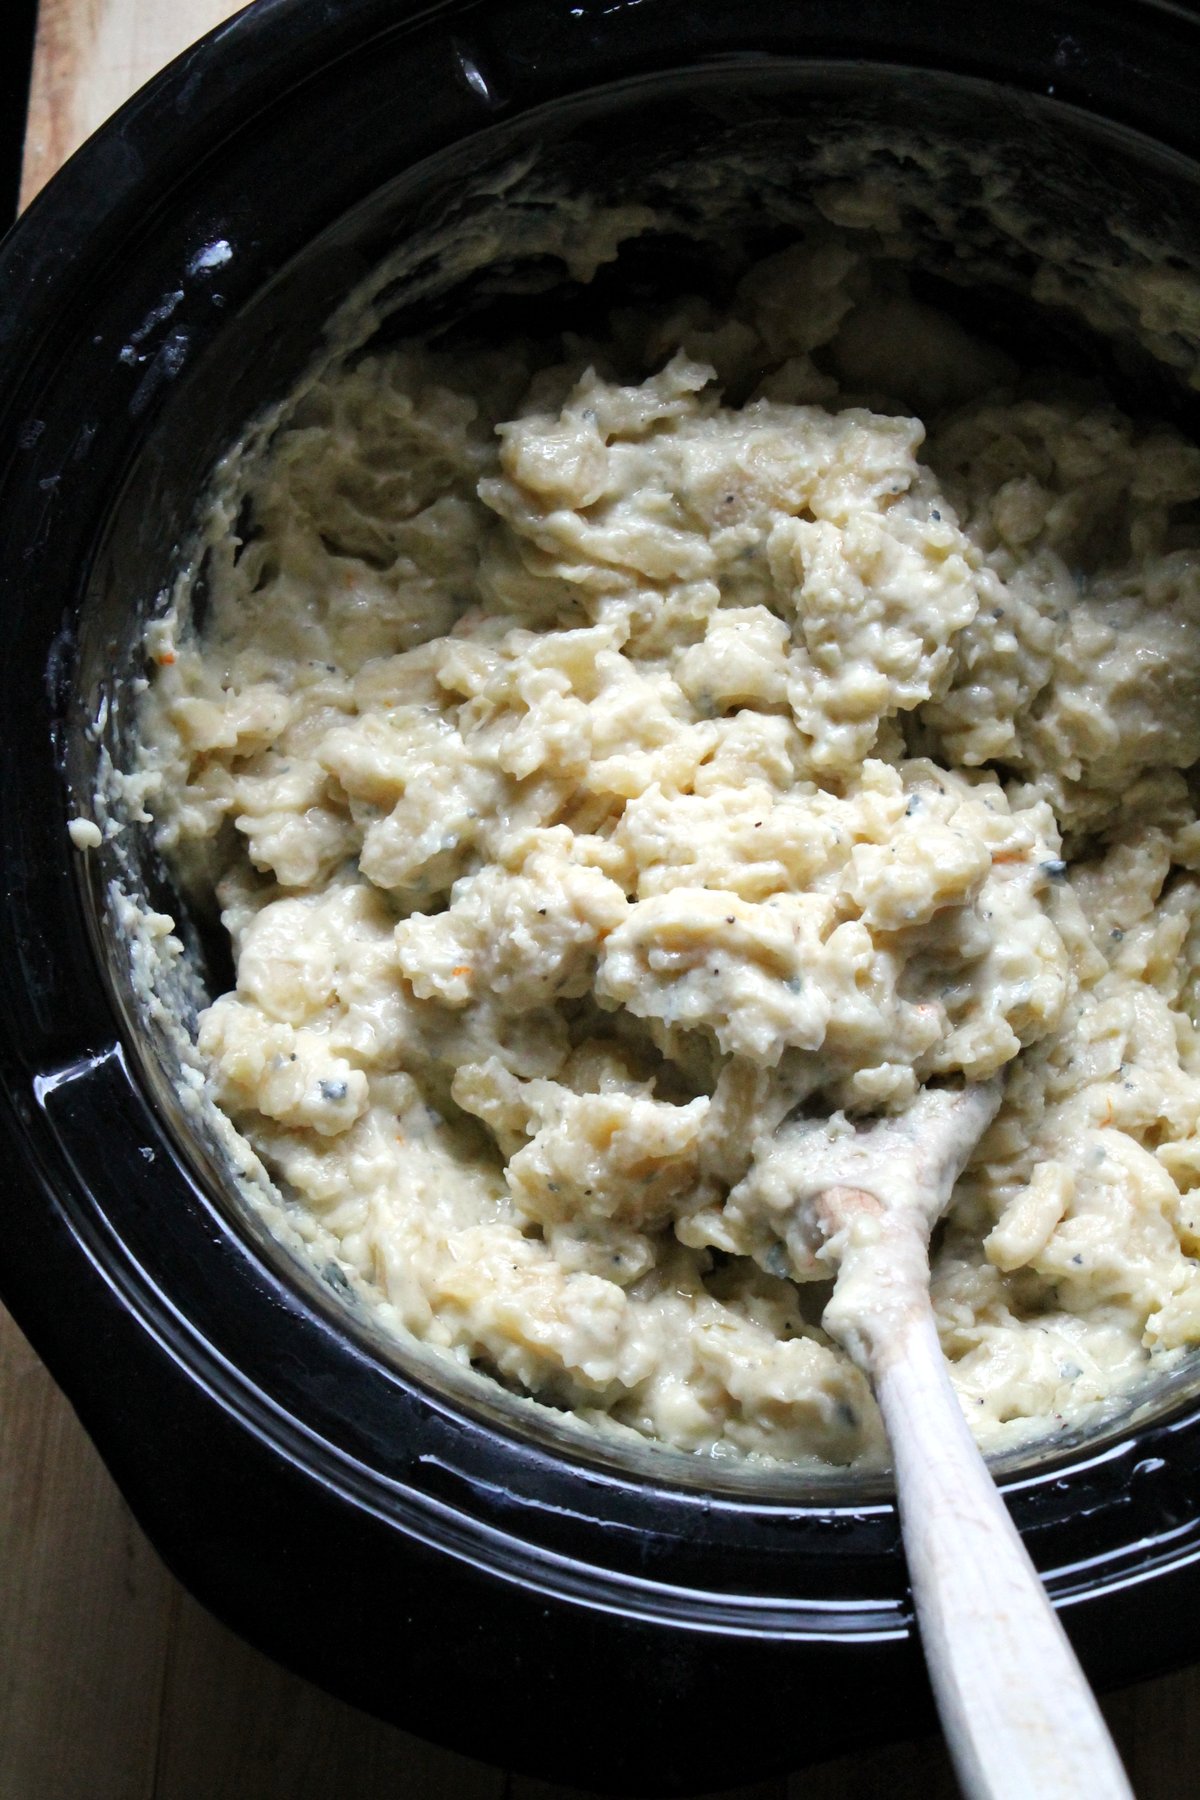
xmin=3 ymin=1 xmax=1200 ymax=1791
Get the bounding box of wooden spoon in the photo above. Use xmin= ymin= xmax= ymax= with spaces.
xmin=774 ymin=1081 xmax=1134 ymax=1800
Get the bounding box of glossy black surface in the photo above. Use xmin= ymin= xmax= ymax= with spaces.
xmin=2 ymin=2 xmax=1200 ymax=1791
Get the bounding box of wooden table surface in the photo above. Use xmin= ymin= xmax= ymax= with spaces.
xmin=4 ymin=5 xmax=1200 ymax=1795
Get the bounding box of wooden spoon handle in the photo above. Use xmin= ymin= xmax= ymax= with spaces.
xmin=875 ymin=1305 xmax=1134 ymax=1800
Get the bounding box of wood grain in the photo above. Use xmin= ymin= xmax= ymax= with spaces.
xmin=5 ymin=2 xmax=1200 ymax=1796
xmin=19 ymin=0 xmax=247 ymax=207
xmin=0 ymin=1310 xmax=174 ymax=1799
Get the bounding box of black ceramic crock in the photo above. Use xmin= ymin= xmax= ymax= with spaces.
xmin=4 ymin=2 xmax=1200 ymax=1792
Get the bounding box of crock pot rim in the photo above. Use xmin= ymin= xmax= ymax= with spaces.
xmin=7 ymin=0 xmax=1200 ymax=1593
xmin=47 ymin=42 xmax=1200 ymax=1522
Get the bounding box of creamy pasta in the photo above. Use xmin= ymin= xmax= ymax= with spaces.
xmin=132 ymin=237 xmax=1200 ymax=1466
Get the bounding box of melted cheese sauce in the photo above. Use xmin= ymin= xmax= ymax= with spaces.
xmin=133 ymin=239 xmax=1200 ymax=1465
